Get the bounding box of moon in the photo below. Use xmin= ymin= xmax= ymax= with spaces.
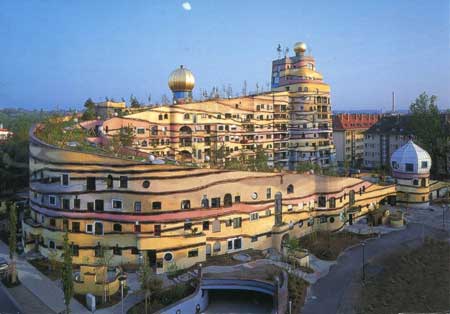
xmin=182 ymin=2 xmax=192 ymax=11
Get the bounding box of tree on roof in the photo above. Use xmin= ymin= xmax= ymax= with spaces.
xmin=81 ymin=98 xmax=96 ymax=121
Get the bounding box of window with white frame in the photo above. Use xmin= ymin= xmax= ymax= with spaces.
xmin=227 ymin=237 xmax=242 ymax=251
xmin=86 ymin=223 xmax=93 ymax=234
xmin=49 ymin=195 xmax=57 ymax=206
xmin=249 ymin=212 xmax=259 ymax=221
xmin=61 ymin=174 xmax=69 ymax=186
xmin=112 ymin=199 xmax=123 ymax=210
xmin=136 ymin=127 xmax=145 ymax=134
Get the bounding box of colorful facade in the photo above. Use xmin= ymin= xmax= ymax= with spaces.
xmin=23 ymin=125 xmax=396 ymax=273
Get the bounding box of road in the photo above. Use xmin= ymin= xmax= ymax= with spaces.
xmin=0 ymin=282 xmax=22 ymax=314
xmin=204 ymin=290 xmax=273 ymax=314
xmin=301 ymin=222 xmax=449 ymax=314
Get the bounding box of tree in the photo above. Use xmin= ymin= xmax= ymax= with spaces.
xmin=130 ymin=95 xmax=141 ymax=108
xmin=81 ymin=98 xmax=96 ymax=121
xmin=139 ymin=259 xmax=162 ymax=314
xmin=296 ymin=161 xmax=321 ymax=174
xmin=7 ymin=201 xmax=17 ymax=284
xmin=250 ymin=148 xmax=270 ymax=172
xmin=61 ymin=231 xmax=74 ymax=314
xmin=409 ymin=92 xmax=448 ymax=177
xmin=95 ymin=245 xmax=114 ymax=303
xmin=119 ymin=127 xmax=134 ymax=147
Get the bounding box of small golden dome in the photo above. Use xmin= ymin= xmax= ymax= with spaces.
xmin=294 ymin=42 xmax=307 ymax=55
xmin=168 ymin=65 xmax=195 ymax=92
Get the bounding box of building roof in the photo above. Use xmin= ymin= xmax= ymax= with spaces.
xmin=333 ymin=113 xmax=381 ymax=131
xmin=390 ymin=140 xmax=431 ymax=174
xmin=364 ymin=115 xmax=414 ymax=135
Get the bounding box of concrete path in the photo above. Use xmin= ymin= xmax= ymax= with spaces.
xmin=0 ymin=281 xmax=23 ymax=314
xmin=0 ymin=241 xmax=88 ymax=314
xmin=301 ymin=222 xmax=449 ymax=314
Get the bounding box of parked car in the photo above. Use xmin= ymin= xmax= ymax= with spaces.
xmin=0 ymin=257 xmax=9 ymax=274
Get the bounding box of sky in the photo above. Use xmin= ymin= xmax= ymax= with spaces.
xmin=0 ymin=0 xmax=449 ymax=112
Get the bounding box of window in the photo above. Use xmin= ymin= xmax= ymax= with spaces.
xmin=134 ymin=224 xmax=141 ymax=233
xmin=71 ymin=244 xmax=79 ymax=256
xmin=213 ymin=242 xmax=221 ymax=252
xmin=265 ymin=209 xmax=271 ymax=216
xmin=94 ymin=244 xmax=103 ymax=257
xmin=62 ymin=174 xmax=69 ymax=186
xmin=154 ymin=225 xmax=161 ymax=236
xmin=181 ymin=200 xmax=191 ymax=209
xmin=298 ymin=220 xmax=304 ymax=228
xmin=72 ymin=222 xmax=80 ymax=232
xmin=94 ymin=222 xmax=103 ymax=235
xmin=234 ymin=195 xmax=240 ymax=204
xmin=113 ymin=223 xmax=122 ymax=232
xmin=250 ymin=213 xmax=259 ymax=221
xmin=87 ymin=202 xmax=94 ymax=211
xmin=142 ymin=180 xmax=150 ymax=189
xmin=287 ymin=184 xmax=294 ymax=194
xmin=391 ymin=161 xmax=399 ymax=169
xmin=266 ymin=188 xmax=272 ymax=199
xmin=202 ymin=221 xmax=209 ymax=231
xmin=112 ymin=199 xmax=123 ymax=210
xmin=421 ymin=161 xmax=428 ymax=168
xmin=63 ymin=219 xmax=68 ymax=231
xmin=131 ymin=247 xmax=139 ymax=255
xmin=251 ymin=192 xmax=258 ymax=200
xmin=95 ymin=199 xmax=104 ymax=212
xmin=320 ymin=216 xmax=327 ymax=223
xmin=318 ymin=195 xmax=326 ymax=207
xmin=113 ymin=245 xmax=122 ymax=256
xmin=188 ymin=249 xmax=198 ymax=257
xmin=211 ymin=197 xmax=220 ymax=208
xmin=49 ymin=195 xmax=57 ymax=206
xmin=134 ymin=201 xmax=142 ymax=212
xmin=74 ymin=198 xmax=80 ymax=209
xmin=224 ymin=194 xmax=232 ymax=207
xmin=251 ymin=236 xmax=258 ymax=242
xmin=212 ymin=219 xmax=221 ymax=233
xmin=50 ymin=218 xmax=56 ymax=227
xmin=86 ymin=177 xmax=96 ymax=191
xmin=329 ymin=217 xmax=335 ymax=223
xmin=227 ymin=237 xmax=242 ymax=251
xmin=106 ymin=175 xmax=113 ymax=189
xmin=137 ymin=127 xmax=145 ymax=134
xmin=62 ymin=199 xmax=70 ymax=210
xmin=184 ymin=221 xmax=192 ymax=230
xmin=48 ymin=240 xmax=55 ymax=249
xmin=307 ymin=219 xmax=314 ymax=226
xmin=86 ymin=224 xmax=93 ymax=234
xmin=413 ymin=179 xmax=419 ymax=186
xmin=421 ymin=178 xmax=426 ymax=187
xmin=405 ymin=163 xmax=414 ymax=172
xmin=233 ymin=217 xmax=242 ymax=228
xmin=119 ymin=176 xmax=128 ymax=188
xmin=164 ymin=252 xmax=173 ymax=262
xmin=152 ymin=202 xmax=162 ymax=210
xmin=328 ymin=197 xmax=336 ymax=209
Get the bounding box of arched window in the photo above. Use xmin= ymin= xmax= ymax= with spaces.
xmin=164 ymin=113 xmax=168 ymax=119
xmin=106 ymin=175 xmax=113 ymax=189
xmin=287 ymin=184 xmax=294 ymax=194
xmin=94 ymin=222 xmax=103 ymax=235
xmin=181 ymin=200 xmax=191 ymax=209
xmin=158 ymin=114 xmax=163 ymax=120
xmin=184 ymin=113 xmax=190 ymax=120
xmin=224 ymin=194 xmax=232 ymax=207
xmin=201 ymin=196 xmax=209 ymax=208
xmin=180 ymin=126 xmax=192 ymax=134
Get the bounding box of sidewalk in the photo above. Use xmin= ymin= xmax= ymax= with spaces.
xmin=0 ymin=241 xmax=88 ymax=314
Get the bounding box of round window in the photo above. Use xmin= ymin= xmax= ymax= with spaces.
xmin=163 ymin=252 xmax=173 ymax=262
xmin=142 ymin=180 xmax=150 ymax=188
xmin=251 ymin=192 xmax=258 ymax=200
xmin=329 ymin=217 xmax=335 ymax=223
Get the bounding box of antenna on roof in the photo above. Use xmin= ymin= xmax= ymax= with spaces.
xmin=277 ymin=44 xmax=282 ymax=59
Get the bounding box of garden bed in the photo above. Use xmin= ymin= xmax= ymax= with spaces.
xmin=28 ymin=258 xmax=63 ymax=281
xmin=298 ymin=231 xmax=376 ymax=260
xmin=74 ymin=286 xmax=129 ymax=310
xmin=288 ymin=273 xmax=309 ymax=313
xmin=127 ymin=281 xmax=196 ymax=314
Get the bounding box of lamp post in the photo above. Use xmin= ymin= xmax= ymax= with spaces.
xmin=361 ymin=242 xmax=366 ymax=282
xmin=118 ymin=274 xmax=127 ymax=314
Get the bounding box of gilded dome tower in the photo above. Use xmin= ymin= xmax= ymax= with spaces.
xmin=168 ymin=65 xmax=195 ymax=104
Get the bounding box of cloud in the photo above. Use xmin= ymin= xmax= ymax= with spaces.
xmin=182 ymin=2 xmax=192 ymax=11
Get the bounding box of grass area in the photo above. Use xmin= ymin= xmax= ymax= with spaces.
xmin=298 ymin=231 xmax=376 ymax=260
xmin=127 ymin=281 xmax=196 ymax=314
xmin=74 ymin=286 xmax=129 ymax=310
xmin=357 ymin=238 xmax=450 ymax=314
xmin=203 ymin=263 xmax=282 ymax=282
xmin=28 ymin=258 xmax=63 ymax=281
xmin=199 ymin=249 xmax=265 ymax=267
xmin=288 ymin=273 xmax=309 ymax=314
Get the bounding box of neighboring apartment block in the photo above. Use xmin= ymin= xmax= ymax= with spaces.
xmin=363 ymin=115 xmax=413 ymax=169
xmin=332 ymin=113 xmax=381 ymax=167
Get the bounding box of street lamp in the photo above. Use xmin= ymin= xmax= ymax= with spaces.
xmin=361 ymin=242 xmax=366 ymax=282
xmin=118 ymin=274 xmax=127 ymax=314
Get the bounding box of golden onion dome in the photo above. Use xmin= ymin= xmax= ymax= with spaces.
xmin=168 ymin=65 xmax=195 ymax=92
xmin=294 ymin=42 xmax=307 ymax=55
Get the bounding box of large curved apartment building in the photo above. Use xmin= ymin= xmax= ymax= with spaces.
xmin=23 ymin=125 xmax=396 ymax=273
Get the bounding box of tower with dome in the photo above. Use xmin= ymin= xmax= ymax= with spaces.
xmin=390 ymin=139 xmax=432 ymax=208
xmin=168 ymin=65 xmax=195 ymax=104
